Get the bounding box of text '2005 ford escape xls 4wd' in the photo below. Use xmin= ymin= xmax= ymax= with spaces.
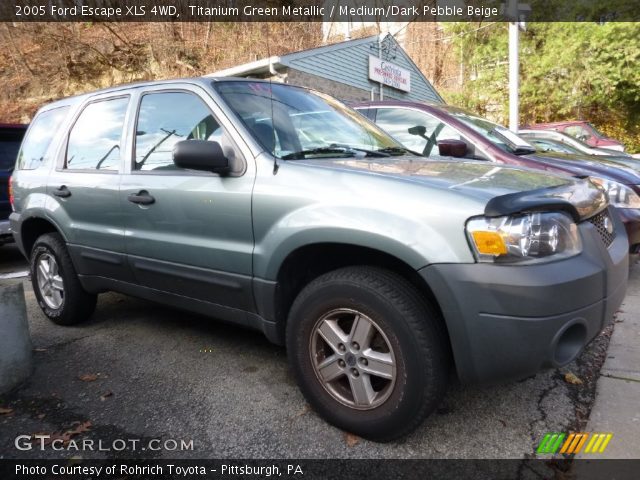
xmin=10 ymin=79 xmax=628 ymax=441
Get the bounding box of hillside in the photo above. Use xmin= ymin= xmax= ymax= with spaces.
xmin=0 ymin=22 xmax=324 ymax=123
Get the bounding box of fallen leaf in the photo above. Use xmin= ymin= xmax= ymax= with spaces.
xmin=34 ymin=348 xmax=47 ymax=352
xmin=37 ymin=414 xmax=46 ymax=419
xmin=564 ymin=372 xmax=583 ymax=385
xmin=0 ymin=407 xmax=14 ymax=415
xmin=295 ymin=404 xmax=310 ymax=417
xmin=344 ymin=432 xmax=360 ymax=447
xmin=78 ymin=374 xmax=98 ymax=382
xmin=100 ymin=391 xmax=113 ymax=401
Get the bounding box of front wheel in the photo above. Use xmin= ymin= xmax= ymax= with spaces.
xmin=30 ymin=233 xmax=97 ymax=325
xmin=286 ymin=266 xmax=450 ymax=441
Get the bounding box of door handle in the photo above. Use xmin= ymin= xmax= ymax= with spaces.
xmin=127 ymin=190 xmax=155 ymax=205
xmin=52 ymin=185 xmax=71 ymax=198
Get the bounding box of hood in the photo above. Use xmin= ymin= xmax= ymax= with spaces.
xmin=294 ymin=157 xmax=605 ymax=221
xmin=296 ymin=156 xmax=574 ymax=200
xmin=524 ymin=152 xmax=640 ymax=185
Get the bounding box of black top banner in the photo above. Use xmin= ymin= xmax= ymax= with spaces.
xmin=2 ymin=0 xmax=639 ymax=22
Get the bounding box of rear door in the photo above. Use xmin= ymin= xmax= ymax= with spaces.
xmin=120 ymin=84 xmax=256 ymax=310
xmin=47 ymin=94 xmax=132 ymax=281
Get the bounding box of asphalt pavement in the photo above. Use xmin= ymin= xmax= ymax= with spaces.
xmin=0 ymin=244 xmax=634 ymax=461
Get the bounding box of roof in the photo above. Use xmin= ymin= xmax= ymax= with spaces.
xmin=210 ymin=34 xmax=444 ymax=104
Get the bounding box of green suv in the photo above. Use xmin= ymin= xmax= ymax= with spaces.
xmin=10 ymin=78 xmax=628 ymax=441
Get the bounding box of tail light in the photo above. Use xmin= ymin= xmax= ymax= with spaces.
xmin=8 ymin=175 xmax=14 ymax=210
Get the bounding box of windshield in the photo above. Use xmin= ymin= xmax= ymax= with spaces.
xmin=442 ymin=108 xmax=536 ymax=155
xmin=528 ymin=138 xmax=579 ymax=155
xmin=585 ymin=123 xmax=607 ymax=139
xmin=213 ymin=81 xmax=405 ymax=159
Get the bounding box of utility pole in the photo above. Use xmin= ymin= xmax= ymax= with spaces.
xmin=506 ymin=1 xmax=530 ymax=133
xmin=378 ymin=34 xmax=384 ymax=100
xmin=508 ymin=20 xmax=519 ymax=133
xmin=508 ymin=0 xmax=519 ymax=133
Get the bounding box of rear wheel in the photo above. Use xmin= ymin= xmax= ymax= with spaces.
xmin=30 ymin=233 xmax=96 ymax=325
xmin=286 ymin=266 xmax=450 ymax=441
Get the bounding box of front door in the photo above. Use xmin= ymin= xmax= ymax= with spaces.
xmin=120 ymin=86 xmax=255 ymax=311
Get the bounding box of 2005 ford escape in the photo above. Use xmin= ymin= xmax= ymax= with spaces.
xmin=10 ymin=78 xmax=628 ymax=441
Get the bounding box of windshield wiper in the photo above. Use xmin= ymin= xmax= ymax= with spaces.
xmin=329 ymin=144 xmax=390 ymax=157
xmin=281 ymin=146 xmax=357 ymax=160
xmin=512 ymin=146 xmax=537 ymax=155
xmin=377 ymin=146 xmax=412 ymax=156
xmin=281 ymin=145 xmax=391 ymax=160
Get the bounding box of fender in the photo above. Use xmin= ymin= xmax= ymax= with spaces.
xmin=253 ymin=204 xmax=475 ymax=281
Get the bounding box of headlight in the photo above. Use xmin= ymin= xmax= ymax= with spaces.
xmin=467 ymin=212 xmax=582 ymax=264
xmin=590 ymin=177 xmax=640 ymax=209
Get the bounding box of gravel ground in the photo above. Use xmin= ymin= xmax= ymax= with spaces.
xmin=0 ymin=245 xmax=629 ymax=461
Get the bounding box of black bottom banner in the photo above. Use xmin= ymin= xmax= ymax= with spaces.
xmin=1 ymin=459 xmax=639 ymax=480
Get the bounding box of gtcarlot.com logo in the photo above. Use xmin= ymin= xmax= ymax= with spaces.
xmin=537 ymin=432 xmax=613 ymax=455
xmin=15 ymin=435 xmax=194 ymax=452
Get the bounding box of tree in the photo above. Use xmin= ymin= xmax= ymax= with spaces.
xmin=442 ymin=22 xmax=640 ymax=152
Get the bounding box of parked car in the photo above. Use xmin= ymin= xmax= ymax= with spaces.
xmin=353 ymin=101 xmax=640 ymax=253
xmin=524 ymin=120 xmax=625 ymax=152
xmin=0 ymin=124 xmax=28 ymax=245
xmin=11 ymin=79 xmax=628 ymax=441
xmin=519 ymin=129 xmax=634 ymax=158
xmin=520 ymin=131 xmax=640 ymax=174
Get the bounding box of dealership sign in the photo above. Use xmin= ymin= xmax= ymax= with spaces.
xmin=368 ymin=56 xmax=411 ymax=92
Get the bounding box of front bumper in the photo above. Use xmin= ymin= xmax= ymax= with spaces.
xmin=420 ymin=207 xmax=629 ymax=384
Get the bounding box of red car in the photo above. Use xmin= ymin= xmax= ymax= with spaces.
xmin=524 ymin=121 xmax=625 ymax=152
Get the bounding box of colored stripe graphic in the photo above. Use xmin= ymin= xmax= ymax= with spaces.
xmin=560 ymin=433 xmax=588 ymax=454
xmin=538 ymin=433 xmax=613 ymax=454
xmin=537 ymin=433 xmax=565 ymax=454
xmin=585 ymin=433 xmax=613 ymax=453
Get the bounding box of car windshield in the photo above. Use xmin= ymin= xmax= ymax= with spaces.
xmin=213 ymin=81 xmax=406 ymax=159
xmin=585 ymin=123 xmax=607 ymax=139
xmin=528 ymin=138 xmax=580 ymax=154
xmin=441 ymin=108 xmax=537 ymax=155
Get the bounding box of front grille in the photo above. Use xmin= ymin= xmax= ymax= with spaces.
xmin=588 ymin=210 xmax=615 ymax=248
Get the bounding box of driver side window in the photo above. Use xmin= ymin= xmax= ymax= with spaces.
xmin=135 ymin=91 xmax=225 ymax=171
xmin=375 ymin=108 xmax=467 ymax=158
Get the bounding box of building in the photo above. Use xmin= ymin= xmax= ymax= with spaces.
xmin=209 ymin=33 xmax=443 ymax=104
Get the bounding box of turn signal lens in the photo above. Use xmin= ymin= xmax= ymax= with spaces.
xmin=471 ymin=231 xmax=507 ymax=255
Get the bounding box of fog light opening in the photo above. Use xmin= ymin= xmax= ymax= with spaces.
xmin=553 ymin=323 xmax=587 ymax=366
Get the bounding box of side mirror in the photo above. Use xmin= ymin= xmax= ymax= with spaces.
xmin=408 ymin=125 xmax=427 ymax=136
xmin=173 ymin=140 xmax=230 ymax=174
xmin=437 ymin=139 xmax=468 ymax=158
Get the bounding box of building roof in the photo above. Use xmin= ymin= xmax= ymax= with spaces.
xmin=209 ymin=34 xmax=443 ymax=104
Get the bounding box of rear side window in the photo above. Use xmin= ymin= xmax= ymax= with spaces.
xmin=134 ymin=92 xmax=223 ymax=171
xmin=16 ymin=107 xmax=69 ymax=170
xmin=66 ymin=97 xmax=129 ymax=171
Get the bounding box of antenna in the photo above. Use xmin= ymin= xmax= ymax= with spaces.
xmin=266 ymin=23 xmax=279 ymax=175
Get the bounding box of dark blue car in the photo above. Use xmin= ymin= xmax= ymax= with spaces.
xmin=1 ymin=124 xmax=27 ymax=245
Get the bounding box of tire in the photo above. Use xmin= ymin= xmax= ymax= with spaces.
xmin=286 ymin=266 xmax=450 ymax=441
xmin=30 ymin=232 xmax=97 ymax=325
